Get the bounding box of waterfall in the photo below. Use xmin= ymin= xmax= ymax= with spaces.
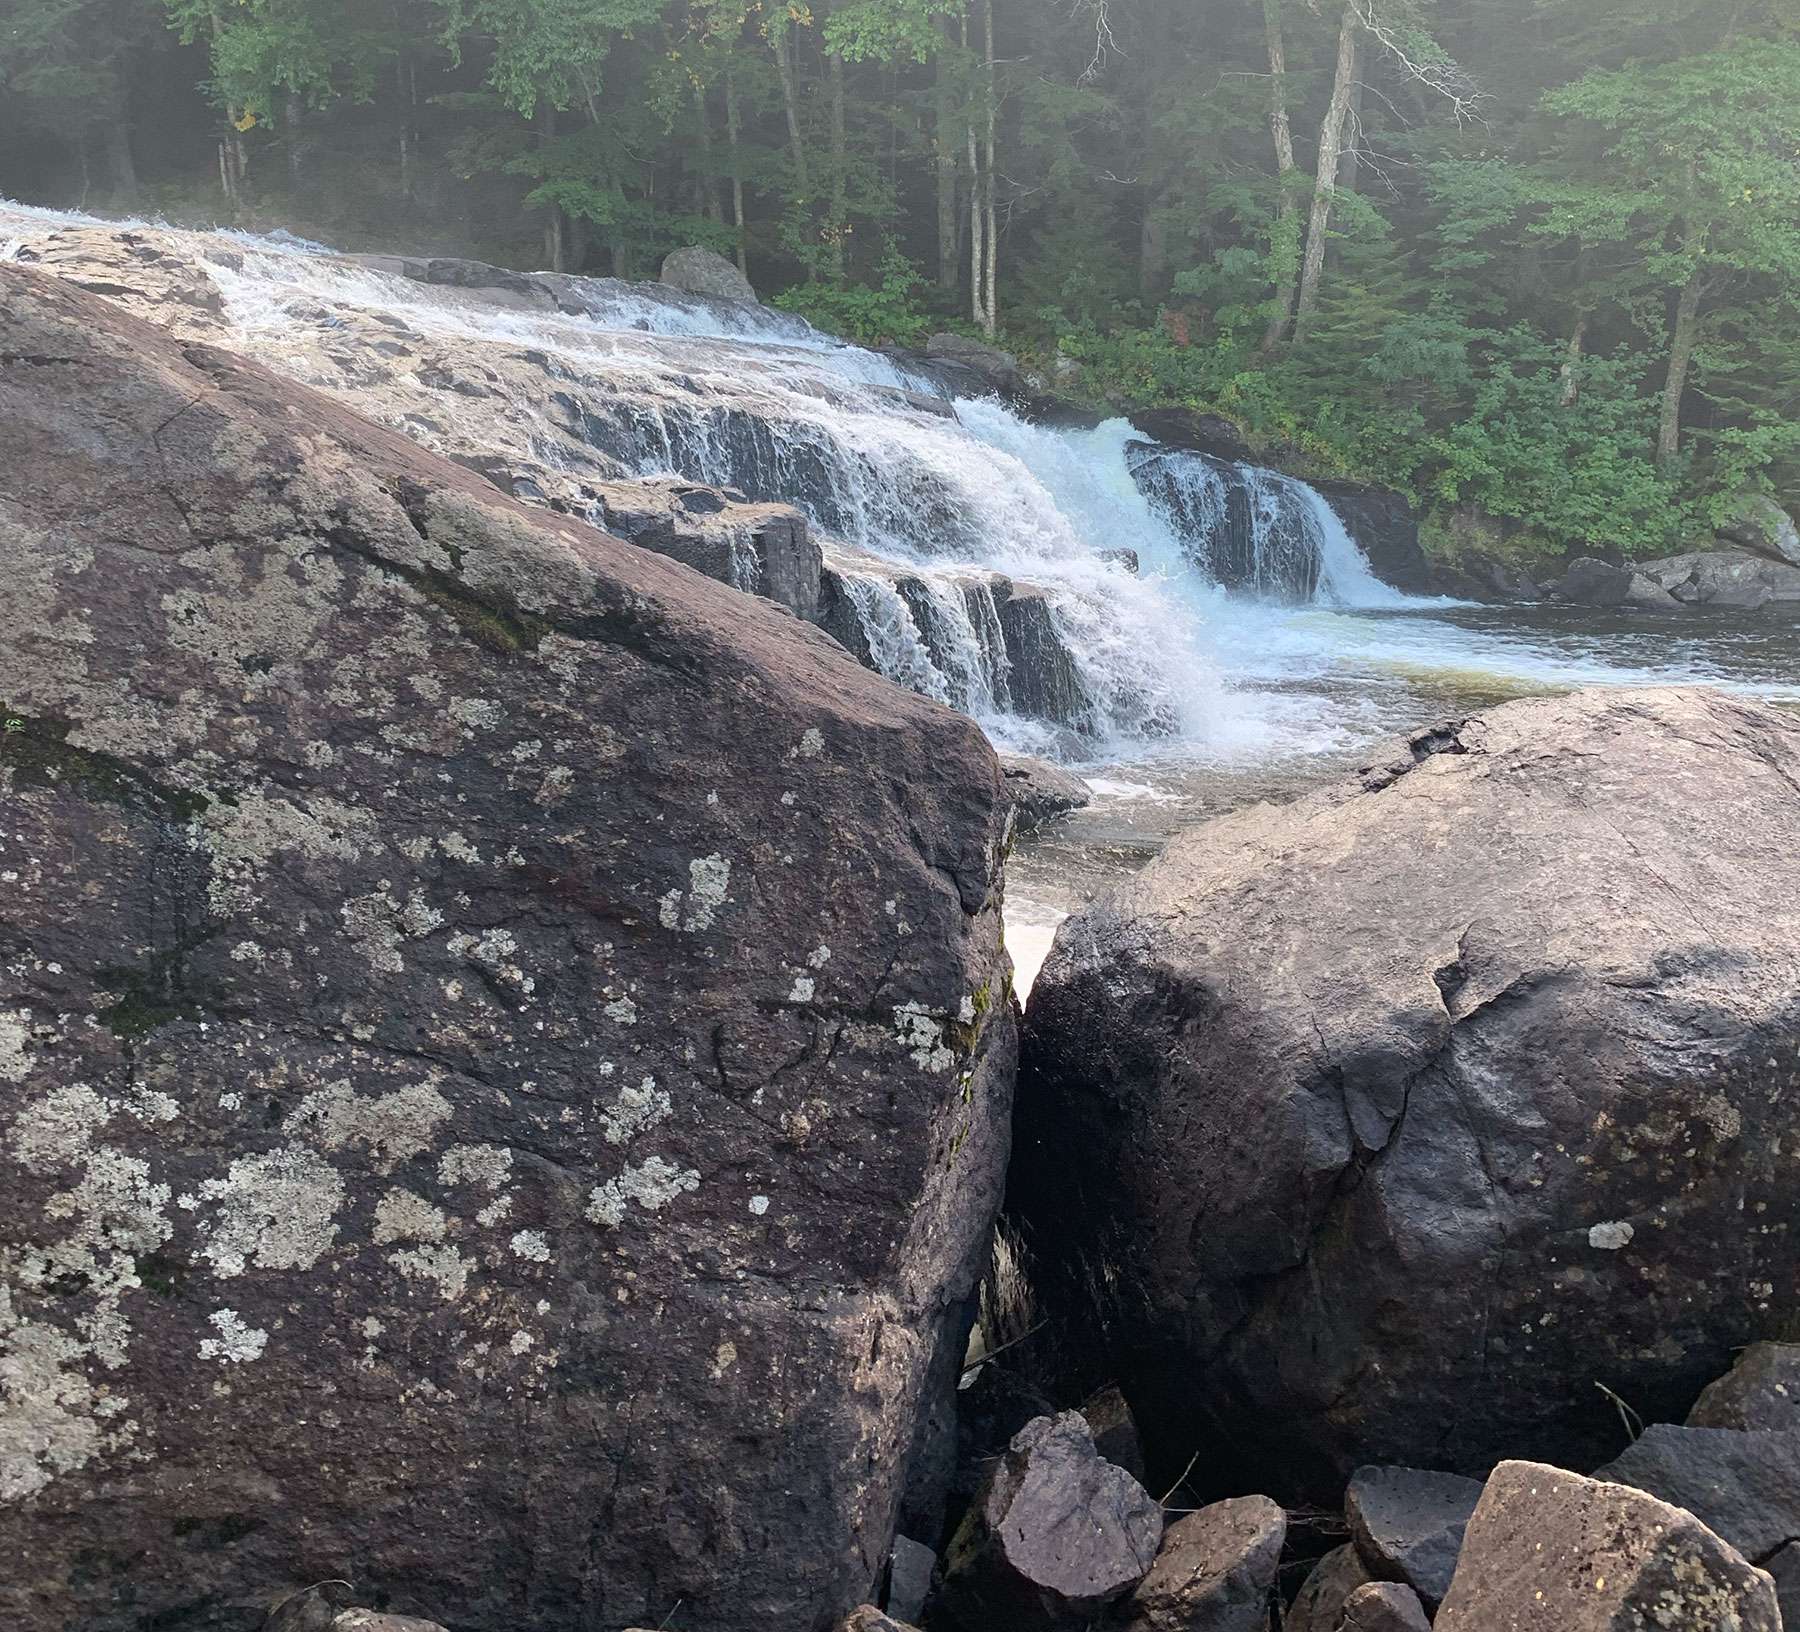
xmin=0 ymin=199 xmax=1413 ymax=760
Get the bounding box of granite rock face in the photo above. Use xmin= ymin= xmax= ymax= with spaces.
xmin=1014 ymin=688 xmax=1800 ymax=1497
xmin=0 ymin=267 xmax=1016 ymax=1631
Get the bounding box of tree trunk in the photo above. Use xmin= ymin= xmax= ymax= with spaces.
xmin=772 ymin=26 xmax=810 ymax=196
xmin=828 ymin=50 xmax=847 ymax=276
xmin=724 ymin=69 xmax=749 ymax=275
xmin=934 ymin=17 xmax=959 ymax=295
xmin=1260 ymin=0 xmax=1298 ymax=351
xmin=285 ymin=90 xmax=304 ymax=193
xmin=1559 ymin=315 xmax=1587 ymax=408
xmin=101 ymin=105 xmax=140 ymax=205
xmin=1137 ymin=0 xmax=1169 ymax=297
xmin=981 ymin=0 xmax=997 ymax=336
xmin=1337 ymin=75 xmax=1365 ymax=194
xmin=1291 ymin=0 xmax=1359 ymax=343
xmin=693 ymin=85 xmax=723 ymax=222
xmin=1659 ymin=271 xmax=1704 ymax=467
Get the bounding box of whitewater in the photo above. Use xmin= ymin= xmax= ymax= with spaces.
xmin=7 ymin=198 xmax=1798 ymax=970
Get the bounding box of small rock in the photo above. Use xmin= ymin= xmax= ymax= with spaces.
xmin=1098 ymin=547 xmax=1140 ymax=574
xmin=839 ymin=1608 xmax=920 ymax=1632
xmin=940 ymin=1411 xmax=1163 ymax=1631
xmin=1116 ymin=1495 xmax=1284 ymax=1632
xmin=660 ymin=245 xmax=757 ymax=303
xmin=1080 ymin=1383 xmax=1147 ymax=1484
xmin=1688 ymin=1343 xmax=1800 ymax=1430
xmin=1346 ymin=1464 xmax=1484 ymax=1609
xmin=331 ymin=1613 xmax=450 ymax=1632
xmin=1596 ymin=1423 xmax=1800 ymax=1563
xmin=1284 ymin=1545 xmax=1373 ymax=1632
xmin=1342 ymin=1582 xmax=1431 ymax=1632
xmin=886 ymin=1535 xmax=935 ymax=1624
xmin=1434 ymin=1459 xmax=1778 ymax=1630
xmin=999 ymin=755 xmax=1092 ymax=834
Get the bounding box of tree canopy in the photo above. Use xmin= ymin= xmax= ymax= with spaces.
xmin=4 ymin=0 xmax=1799 ymax=559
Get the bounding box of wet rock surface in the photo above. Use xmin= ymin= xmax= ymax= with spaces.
xmin=1013 ymin=688 xmax=1800 ymax=1499
xmin=1434 ymin=1460 xmax=1779 ymax=1630
xmin=1346 ymin=1465 xmax=1483 ymax=1609
xmin=0 ymin=267 xmax=1016 ymax=1631
xmin=1115 ymin=1495 xmax=1284 ymax=1632
xmin=940 ymin=1411 xmax=1163 ymax=1631
xmin=1000 ymin=756 xmax=1094 ymax=834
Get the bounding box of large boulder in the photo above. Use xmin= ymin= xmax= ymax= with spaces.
xmin=1435 ymin=1461 xmax=1779 ymax=1630
xmin=0 ymin=268 xmax=1016 ymax=1630
xmin=1551 ymin=555 xmax=1681 ymax=611
xmin=1637 ymin=547 xmax=1800 ymax=609
xmin=1012 ymin=688 xmax=1800 ymax=1499
xmin=1311 ymin=479 xmax=1434 ymax=596
xmin=659 ymin=244 xmax=757 ymax=304
xmin=925 ymin=333 xmax=1023 ymax=397
xmin=1719 ymin=491 xmax=1800 ymax=569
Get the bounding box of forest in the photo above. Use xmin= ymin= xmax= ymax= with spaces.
xmin=5 ymin=0 xmax=1799 ymax=565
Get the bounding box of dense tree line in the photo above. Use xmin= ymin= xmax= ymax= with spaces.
xmin=5 ymin=0 xmax=1800 ymax=560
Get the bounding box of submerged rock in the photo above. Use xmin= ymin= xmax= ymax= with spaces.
xmin=939 ymin=1411 xmax=1162 ymax=1631
xmin=1434 ymin=1461 xmax=1779 ymax=1630
xmin=0 ymin=268 xmax=1016 ymax=1632
xmin=1012 ymin=688 xmax=1800 ymax=1499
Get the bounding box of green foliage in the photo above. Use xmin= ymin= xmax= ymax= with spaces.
xmin=12 ymin=0 xmax=1800 ymax=572
xmin=771 ymin=240 xmax=930 ymax=345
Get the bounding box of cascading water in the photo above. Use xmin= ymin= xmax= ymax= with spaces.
xmin=11 ymin=196 xmax=1791 ymax=791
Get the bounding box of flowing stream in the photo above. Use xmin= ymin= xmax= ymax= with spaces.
xmin=7 ymin=198 xmax=1799 ymax=991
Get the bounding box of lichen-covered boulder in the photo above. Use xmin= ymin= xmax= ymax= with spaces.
xmin=1435 ymin=1461 xmax=1779 ymax=1631
xmin=1012 ymin=688 xmax=1800 ymax=1499
xmin=0 ymin=267 xmax=1016 ymax=1631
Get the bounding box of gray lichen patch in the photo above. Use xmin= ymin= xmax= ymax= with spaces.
xmin=291 ymin=1079 xmax=453 ymax=1173
xmin=195 ymin=1145 xmax=346 ymax=1276
xmin=586 ymin=1157 xmax=701 ymax=1227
